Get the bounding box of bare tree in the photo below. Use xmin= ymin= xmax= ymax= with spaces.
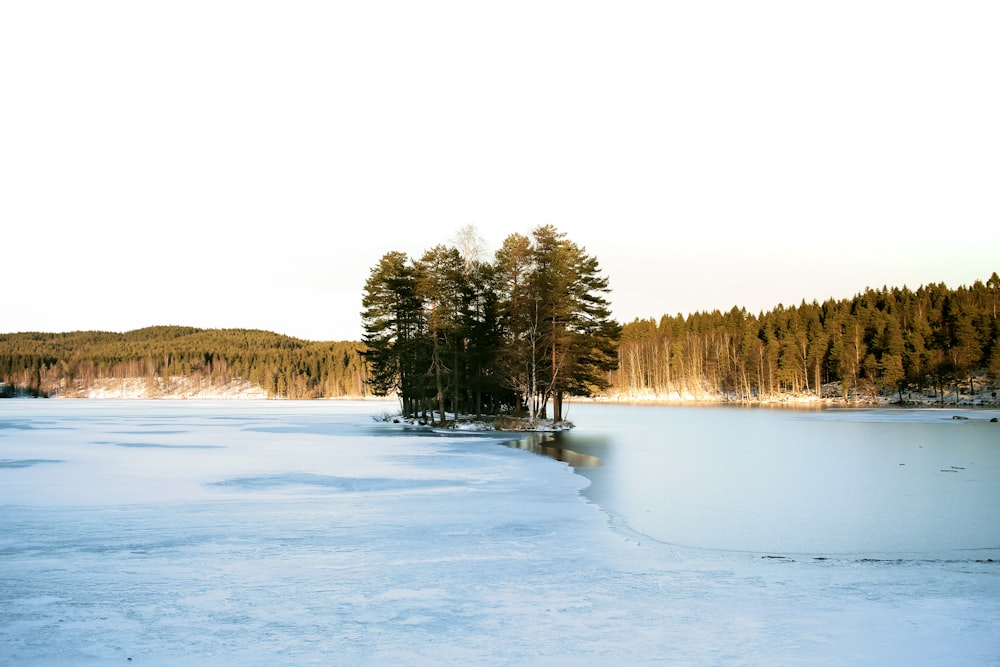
xmin=452 ymin=224 xmax=486 ymax=275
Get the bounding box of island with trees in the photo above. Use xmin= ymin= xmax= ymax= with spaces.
xmin=361 ymin=225 xmax=620 ymax=427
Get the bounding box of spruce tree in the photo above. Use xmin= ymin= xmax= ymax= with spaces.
xmin=360 ymin=251 xmax=425 ymax=416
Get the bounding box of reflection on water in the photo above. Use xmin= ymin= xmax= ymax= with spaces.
xmin=505 ymin=432 xmax=602 ymax=468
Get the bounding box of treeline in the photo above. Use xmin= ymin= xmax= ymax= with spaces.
xmin=612 ymin=274 xmax=1000 ymax=402
xmin=362 ymin=225 xmax=620 ymax=424
xmin=7 ymin=275 xmax=997 ymax=405
xmin=0 ymin=326 xmax=368 ymax=398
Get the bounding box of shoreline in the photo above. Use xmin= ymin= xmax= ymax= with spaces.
xmin=5 ymin=377 xmax=999 ymax=409
xmin=589 ymin=382 xmax=1000 ymax=409
xmin=586 ymin=395 xmax=1000 ymax=409
xmin=6 ymin=393 xmax=998 ymax=409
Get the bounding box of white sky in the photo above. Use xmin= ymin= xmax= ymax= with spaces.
xmin=2 ymin=2 xmax=997 ymax=341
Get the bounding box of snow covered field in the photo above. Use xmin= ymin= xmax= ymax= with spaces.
xmin=1 ymin=400 xmax=998 ymax=665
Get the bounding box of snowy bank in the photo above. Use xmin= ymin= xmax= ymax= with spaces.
xmin=375 ymin=411 xmax=575 ymax=432
xmin=599 ymin=377 xmax=1000 ymax=408
xmin=54 ymin=376 xmax=271 ymax=399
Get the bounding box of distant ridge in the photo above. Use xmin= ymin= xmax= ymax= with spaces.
xmin=0 ymin=327 xmax=368 ymax=399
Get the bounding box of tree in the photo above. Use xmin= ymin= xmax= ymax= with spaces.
xmin=416 ymin=245 xmax=466 ymax=425
xmin=988 ymin=272 xmax=1000 ymax=319
xmin=361 ymin=251 xmax=425 ymax=416
xmin=494 ymin=232 xmax=537 ymax=416
xmin=460 ymin=258 xmax=508 ymax=416
xmin=527 ymin=225 xmax=619 ymax=422
xmin=453 ymin=224 xmax=487 ymax=275
xmin=880 ymin=353 xmax=905 ymax=402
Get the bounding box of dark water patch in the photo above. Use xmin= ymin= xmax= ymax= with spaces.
xmin=0 ymin=421 xmax=35 ymax=431
xmin=209 ymin=473 xmax=463 ymax=493
xmin=772 ymin=555 xmax=1000 ymax=566
xmin=91 ymin=441 xmax=224 ymax=449
xmin=0 ymin=459 xmax=63 ymax=468
xmin=206 ymin=417 xmax=267 ymax=427
xmin=503 ymin=432 xmax=602 ymax=468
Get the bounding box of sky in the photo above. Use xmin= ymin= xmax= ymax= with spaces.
xmin=2 ymin=2 xmax=998 ymax=342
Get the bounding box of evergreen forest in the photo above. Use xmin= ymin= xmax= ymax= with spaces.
xmin=0 ymin=327 xmax=367 ymax=399
xmin=2 ymin=252 xmax=998 ymax=408
xmin=613 ymin=273 xmax=1000 ymax=403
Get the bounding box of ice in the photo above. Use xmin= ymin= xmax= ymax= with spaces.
xmin=1 ymin=400 xmax=998 ymax=665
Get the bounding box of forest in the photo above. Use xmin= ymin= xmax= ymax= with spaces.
xmin=0 ymin=327 xmax=367 ymax=399
xmin=2 ymin=264 xmax=998 ymax=406
xmin=612 ymin=273 xmax=1000 ymax=403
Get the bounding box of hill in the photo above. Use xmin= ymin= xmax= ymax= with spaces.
xmin=0 ymin=326 xmax=367 ymax=399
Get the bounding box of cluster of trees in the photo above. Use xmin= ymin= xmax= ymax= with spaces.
xmin=0 ymin=327 xmax=367 ymax=398
xmin=612 ymin=274 xmax=1000 ymax=402
xmin=362 ymin=225 xmax=620 ymax=424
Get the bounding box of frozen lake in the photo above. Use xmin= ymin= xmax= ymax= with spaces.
xmin=533 ymin=403 xmax=1000 ymax=557
xmin=2 ymin=400 xmax=999 ymax=665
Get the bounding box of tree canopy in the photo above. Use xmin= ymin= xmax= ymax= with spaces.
xmin=361 ymin=225 xmax=621 ymax=424
xmin=612 ymin=273 xmax=1000 ymax=403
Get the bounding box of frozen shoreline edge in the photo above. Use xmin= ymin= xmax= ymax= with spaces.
xmin=5 ymin=374 xmax=999 ymax=408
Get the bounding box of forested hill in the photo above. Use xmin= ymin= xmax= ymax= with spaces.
xmin=612 ymin=275 xmax=1000 ymax=403
xmin=4 ymin=275 xmax=999 ymax=403
xmin=0 ymin=326 xmax=367 ymax=398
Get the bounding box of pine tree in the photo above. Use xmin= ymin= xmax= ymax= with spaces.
xmin=527 ymin=225 xmax=619 ymax=422
xmin=360 ymin=251 xmax=425 ymax=416
xmin=494 ymin=232 xmax=537 ymax=416
xmin=416 ymin=245 xmax=466 ymax=425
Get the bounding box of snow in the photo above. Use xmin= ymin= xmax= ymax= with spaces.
xmin=602 ymin=376 xmax=1000 ymax=407
xmin=1 ymin=400 xmax=998 ymax=665
xmin=58 ymin=376 xmax=270 ymax=400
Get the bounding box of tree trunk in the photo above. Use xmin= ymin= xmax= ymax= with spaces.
xmin=434 ymin=351 xmax=445 ymax=426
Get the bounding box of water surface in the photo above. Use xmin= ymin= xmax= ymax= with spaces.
xmin=546 ymin=403 xmax=1000 ymax=557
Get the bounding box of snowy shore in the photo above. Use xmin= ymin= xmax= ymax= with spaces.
xmin=600 ymin=379 xmax=1000 ymax=408
xmin=41 ymin=376 xmax=271 ymax=400
xmin=13 ymin=373 xmax=999 ymax=409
